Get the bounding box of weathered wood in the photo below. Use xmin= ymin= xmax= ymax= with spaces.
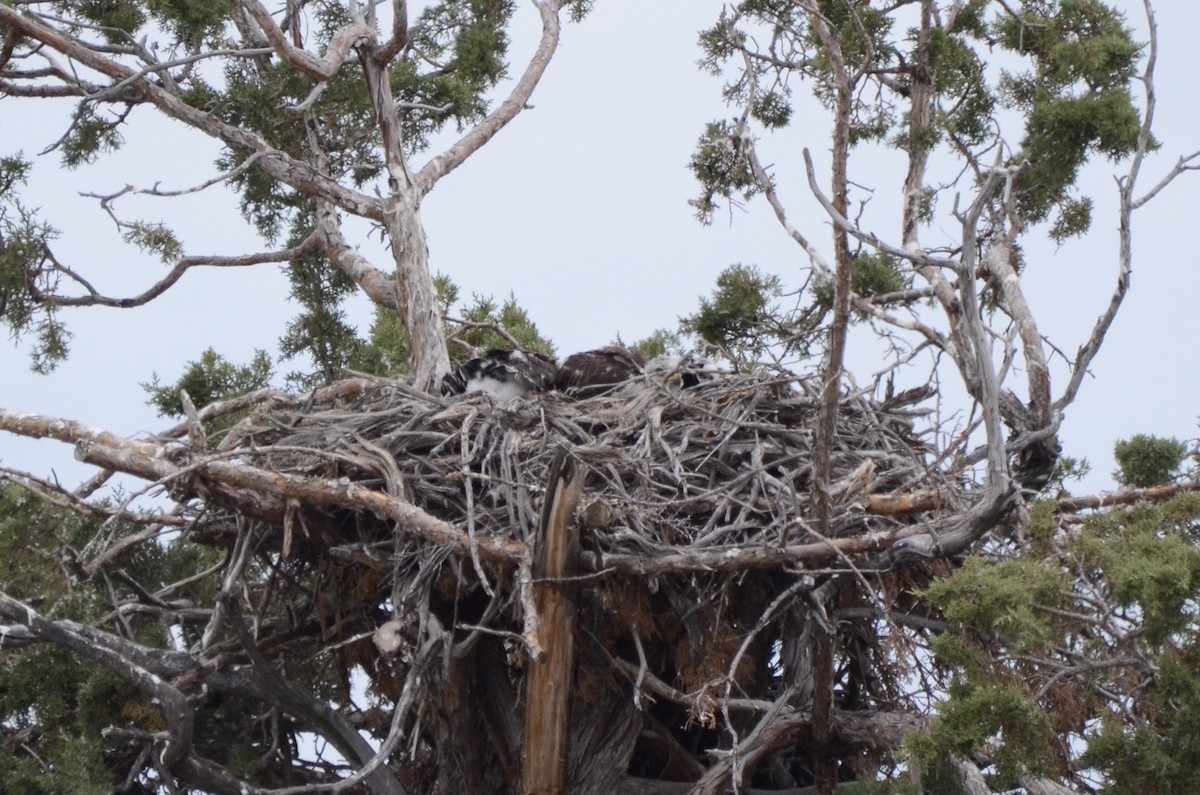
xmin=522 ymin=447 xmax=583 ymax=795
xmin=0 ymin=374 xmax=963 ymax=791
xmin=566 ymin=668 xmax=642 ymax=794
xmin=865 ymin=488 xmax=949 ymax=515
xmin=1057 ymin=479 xmax=1200 ymax=512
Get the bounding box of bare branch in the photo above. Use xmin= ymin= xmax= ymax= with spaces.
xmin=1131 ymin=149 xmax=1200 ymax=210
xmin=33 ymin=234 xmax=320 ymax=309
xmin=1055 ymin=478 xmax=1200 ymax=513
xmin=0 ymin=6 xmax=383 ymax=220
xmin=0 ymin=407 xmax=529 ymax=566
xmin=375 ymin=1 xmax=411 ymax=64
xmin=314 ymin=200 xmax=402 ymax=312
xmin=91 ymin=151 xmax=270 ymax=199
xmin=416 ymin=0 xmax=565 ymax=194
xmin=221 ymin=593 xmax=409 ymax=795
xmin=0 ymin=467 xmax=185 ymax=527
xmin=84 ymin=46 xmax=275 ymax=100
xmin=239 ymin=0 xmax=373 ymax=82
xmin=1057 ymin=1 xmax=1198 ymax=413
xmin=0 ymin=592 xmax=195 ymax=771
xmin=955 ymin=166 xmax=1009 ymax=478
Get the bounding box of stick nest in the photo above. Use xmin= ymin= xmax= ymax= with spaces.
xmin=218 ymin=371 xmax=948 ymax=557
xmin=183 ymin=370 xmax=958 ymax=770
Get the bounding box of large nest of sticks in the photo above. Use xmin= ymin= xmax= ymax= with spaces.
xmin=213 ymin=370 xmax=946 ymax=552
xmin=183 ymin=368 xmax=955 ymax=787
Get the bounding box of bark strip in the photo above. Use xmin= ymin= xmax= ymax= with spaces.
xmin=522 ymin=446 xmax=583 ymax=795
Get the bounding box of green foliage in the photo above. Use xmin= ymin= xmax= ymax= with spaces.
xmin=907 ymin=679 xmax=1054 ymax=792
xmin=73 ymin=0 xmax=146 ymax=41
xmin=1049 ymin=195 xmax=1093 ymax=242
xmin=405 ymin=0 xmax=516 ymax=125
xmin=813 ymin=252 xmax=907 ymax=314
xmin=1113 ymin=434 xmax=1187 ymax=488
xmin=122 ymin=221 xmax=183 ymax=263
xmin=0 ymin=154 xmax=72 ymax=372
xmin=142 ymin=347 xmax=273 ymax=419
xmin=1082 ymin=641 xmax=1200 ymax=794
xmin=352 ymin=305 xmax=412 ymax=377
xmin=218 ymin=57 xmax=378 ymax=242
xmin=22 ymin=314 xmax=72 ymax=376
xmin=807 ymin=0 xmax=896 ymax=85
xmin=352 ymin=277 xmax=555 ymax=375
xmin=452 ymin=291 xmax=556 ymax=362
xmin=697 ymin=11 xmax=749 ymax=75
xmin=144 ymin=0 xmax=232 ymax=46
xmin=0 ymin=154 xmax=31 ymax=196
xmin=1025 ymin=500 xmax=1061 ymax=555
xmin=9 ymin=0 xmax=549 ymax=378
xmin=1074 ymin=495 xmax=1200 ymax=647
xmin=703 ymin=0 xmax=902 ymax=147
xmin=0 ymin=483 xmax=225 ymax=792
xmin=925 ymin=22 xmax=994 ymax=148
xmin=911 ymin=554 xmax=1092 ymax=789
xmin=681 ymin=264 xmax=781 ymax=361
xmin=696 ymin=0 xmax=1146 ymax=239
xmin=205 ymin=0 xmax=529 ymax=374
xmin=1038 ymin=454 xmax=1092 ymax=500
xmin=735 ymin=0 xmax=798 ymax=26
xmin=751 ymin=90 xmax=792 ymax=130
xmin=688 ymin=121 xmax=758 ymax=225
xmin=950 ymin=0 xmax=990 ymax=38
xmin=1016 ymin=88 xmax=1144 ymax=222
xmin=0 ymin=485 xmax=94 ymax=605
xmin=434 ymin=272 xmax=460 ymax=310
xmin=995 ymin=1 xmax=1141 ymax=90
xmin=72 ymin=0 xmax=232 ymax=47
xmin=562 ymin=0 xmax=593 ymax=23
xmin=60 ymin=106 xmax=124 ymax=169
xmin=0 ymin=644 xmax=115 ymax=795
xmin=626 ymin=328 xmax=684 ymax=360
xmin=926 ymin=557 xmax=1067 ymax=654
xmin=995 ymin=0 xmax=1147 ymax=226
xmin=279 ymin=241 xmax=366 ymax=388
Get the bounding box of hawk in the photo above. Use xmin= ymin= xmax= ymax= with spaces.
xmin=644 ymin=353 xmax=722 ymax=389
xmin=442 ymin=349 xmax=558 ymax=400
xmin=554 ymin=346 xmax=647 ymax=399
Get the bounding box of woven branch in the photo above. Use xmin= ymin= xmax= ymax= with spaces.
xmin=206 ymin=372 xmax=949 ymax=562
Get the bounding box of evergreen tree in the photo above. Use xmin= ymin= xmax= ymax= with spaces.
xmin=0 ymin=0 xmax=587 ymax=389
xmin=2 ymin=2 xmax=1200 ymax=793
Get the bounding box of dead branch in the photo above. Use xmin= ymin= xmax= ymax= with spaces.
xmin=0 ymin=6 xmax=383 ymax=220
xmin=416 ymin=0 xmax=566 ymax=194
xmin=0 ymin=367 xmax=990 ymax=792
xmin=239 ymin=0 xmax=373 ymax=82
xmin=522 ymin=447 xmax=583 ymax=793
xmin=1055 ymin=478 xmax=1200 ymax=513
xmin=30 ymin=233 xmax=320 ymax=308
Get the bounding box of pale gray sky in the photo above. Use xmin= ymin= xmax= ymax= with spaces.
xmin=2 ymin=1 xmax=1199 ymax=496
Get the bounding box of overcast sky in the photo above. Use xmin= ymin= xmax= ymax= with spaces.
xmin=3 ymin=0 xmax=1200 ymax=497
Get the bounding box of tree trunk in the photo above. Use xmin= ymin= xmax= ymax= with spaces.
xmin=358 ymin=31 xmax=451 ymax=391
xmin=384 ymin=192 xmax=449 ymax=391
xmin=523 ymin=449 xmax=583 ymax=794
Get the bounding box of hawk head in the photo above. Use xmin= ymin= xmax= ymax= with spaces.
xmin=644 ymin=353 xmax=723 ymax=389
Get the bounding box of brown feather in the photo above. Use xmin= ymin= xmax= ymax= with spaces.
xmin=555 ymin=347 xmax=646 ymax=399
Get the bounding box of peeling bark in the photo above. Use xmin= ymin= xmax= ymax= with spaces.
xmin=523 ymin=447 xmax=583 ymax=795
